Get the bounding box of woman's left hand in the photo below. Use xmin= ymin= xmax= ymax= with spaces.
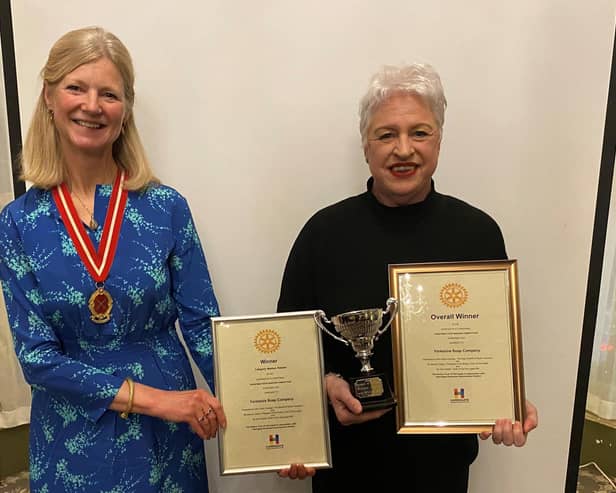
xmin=129 ymin=385 xmax=226 ymax=440
xmin=479 ymin=399 xmax=538 ymax=447
xmin=155 ymin=388 xmax=226 ymax=440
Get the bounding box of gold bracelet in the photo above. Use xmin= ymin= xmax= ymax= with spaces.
xmin=120 ymin=377 xmax=134 ymax=419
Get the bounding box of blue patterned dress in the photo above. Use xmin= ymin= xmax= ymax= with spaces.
xmin=0 ymin=183 xmax=219 ymax=493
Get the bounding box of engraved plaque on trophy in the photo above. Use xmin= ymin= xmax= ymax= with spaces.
xmin=314 ymin=298 xmax=398 ymax=411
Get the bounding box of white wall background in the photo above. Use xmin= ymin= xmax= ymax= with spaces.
xmin=9 ymin=1 xmax=616 ymax=492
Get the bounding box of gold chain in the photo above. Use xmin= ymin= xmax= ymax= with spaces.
xmin=71 ymin=192 xmax=99 ymax=230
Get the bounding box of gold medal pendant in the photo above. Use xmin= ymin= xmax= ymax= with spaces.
xmin=89 ymin=287 xmax=113 ymax=324
xmin=53 ymin=171 xmax=128 ymax=327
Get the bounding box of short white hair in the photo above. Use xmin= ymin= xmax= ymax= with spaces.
xmin=359 ymin=63 xmax=447 ymax=146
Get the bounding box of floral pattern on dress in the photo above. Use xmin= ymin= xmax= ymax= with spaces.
xmin=0 ymin=184 xmax=219 ymax=492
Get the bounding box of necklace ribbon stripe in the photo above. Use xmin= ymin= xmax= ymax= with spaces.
xmin=52 ymin=171 xmax=127 ymax=282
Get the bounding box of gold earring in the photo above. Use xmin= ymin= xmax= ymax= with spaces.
xmin=48 ymin=108 xmax=54 ymax=121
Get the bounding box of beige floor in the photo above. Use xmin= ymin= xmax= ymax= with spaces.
xmin=0 ymin=471 xmax=28 ymax=493
xmin=0 ymin=468 xmax=614 ymax=493
xmin=577 ymin=463 xmax=616 ymax=492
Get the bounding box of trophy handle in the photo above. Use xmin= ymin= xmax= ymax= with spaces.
xmin=314 ymin=310 xmax=349 ymax=345
xmin=374 ymin=297 xmax=398 ymax=341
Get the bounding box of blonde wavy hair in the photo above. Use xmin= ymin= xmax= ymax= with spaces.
xmin=21 ymin=26 xmax=159 ymax=190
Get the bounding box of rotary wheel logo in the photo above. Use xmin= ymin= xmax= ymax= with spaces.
xmin=254 ymin=329 xmax=281 ymax=353
xmin=440 ymin=283 xmax=468 ymax=308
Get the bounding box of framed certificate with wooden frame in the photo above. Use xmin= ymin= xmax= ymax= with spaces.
xmin=388 ymin=259 xmax=526 ymax=434
xmin=211 ymin=311 xmax=332 ymax=475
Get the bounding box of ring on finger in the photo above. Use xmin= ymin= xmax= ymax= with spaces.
xmin=206 ymin=407 xmax=214 ymax=417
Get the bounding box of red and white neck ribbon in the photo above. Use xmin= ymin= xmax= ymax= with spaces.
xmin=52 ymin=170 xmax=128 ymax=282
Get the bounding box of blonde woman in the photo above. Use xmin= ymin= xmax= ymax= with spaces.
xmin=0 ymin=27 xmax=225 ymax=492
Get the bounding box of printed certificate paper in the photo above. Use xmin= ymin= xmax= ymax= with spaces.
xmin=388 ymin=260 xmax=526 ymax=434
xmin=212 ymin=312 xmax=332 ymax=475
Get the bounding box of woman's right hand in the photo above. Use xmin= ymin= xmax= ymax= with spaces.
xmin=325 ymin=373 xmax=391 ymax=426
xmin=278 ymin=463 xmax=316 ymax=480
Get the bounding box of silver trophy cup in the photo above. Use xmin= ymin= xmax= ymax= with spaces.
xmin=314 ymin=297 xmax=398 ymax=410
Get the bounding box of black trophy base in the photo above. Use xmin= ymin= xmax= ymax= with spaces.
xmin=349 ymin=372 xmax=396 ymax=411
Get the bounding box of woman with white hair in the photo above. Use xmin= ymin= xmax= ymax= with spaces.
xmin=278 ymin=63 xmax=538 ymax=491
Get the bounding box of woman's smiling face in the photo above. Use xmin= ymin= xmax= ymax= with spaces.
xmin=44 ymin=57 xmax=126 ymax=159
xmin=364 ymin=92 xmax=441 ymax=207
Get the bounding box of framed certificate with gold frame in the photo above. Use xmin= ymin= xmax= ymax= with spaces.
xmin=211 ymin=311 xmax=332 ymax=475
xmin=388 ymin=260 xmax=526 ymax=434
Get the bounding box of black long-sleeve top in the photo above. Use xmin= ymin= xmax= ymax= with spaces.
xmin=277 ymin=178 xmax=507 ymax=486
